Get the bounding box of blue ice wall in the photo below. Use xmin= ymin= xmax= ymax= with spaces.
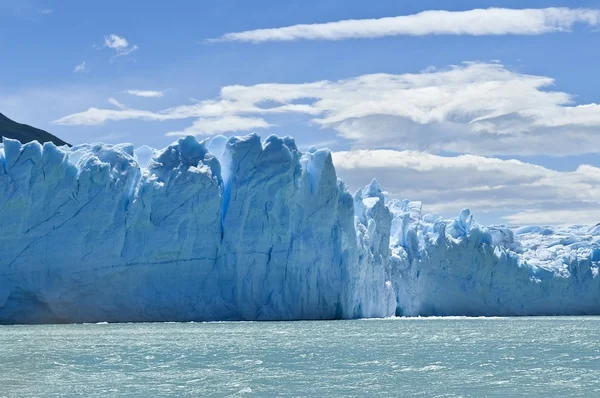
xmin=0 ymin=135 xmax=393 ymax=323
xmin=0 ymin=134 xmax=599 ymax=324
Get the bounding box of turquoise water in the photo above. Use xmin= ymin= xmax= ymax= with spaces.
xmin=1 ymin=317 xmax=600 ymax=397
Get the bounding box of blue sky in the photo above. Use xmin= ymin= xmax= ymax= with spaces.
xmin=2 ymin=0 xmax=600 ymax=224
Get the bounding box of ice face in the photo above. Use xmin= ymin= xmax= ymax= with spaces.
xmin=0 ymin=135 xmax=393 ymax=323
xmin=389 ymin=211 xmax=600 ymax=317
xmin=0 ymin=134 xmax=599 ymax=324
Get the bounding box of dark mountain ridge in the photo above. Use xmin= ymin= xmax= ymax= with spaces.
xmin=0 ymin=112 xmax=69 ymax=147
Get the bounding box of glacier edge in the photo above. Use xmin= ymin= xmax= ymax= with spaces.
xmin=0 ymin=134 xmax=599 ymax=324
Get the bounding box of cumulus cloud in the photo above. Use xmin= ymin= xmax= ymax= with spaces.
xmin=210 ymin=7 xmax=600 ymax=42
xmin=126 ymin=89 xmax=166 ymax=98
xmin=332 ymin=149 xmax=600 ymax=225
xmin=104 ymin=34 xmax=138 ymax=57
xmin=73 ymin=61 xmax=88 ymax=73
xmin=54 ymin=62 xmax=600 ymax=156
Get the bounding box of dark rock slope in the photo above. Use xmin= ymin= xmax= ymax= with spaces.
xmin=0 ymin=112 xmax=69 ymax=146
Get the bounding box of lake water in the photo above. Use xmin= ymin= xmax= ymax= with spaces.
xmin=1 ymin=317 xmax=600 ymax=397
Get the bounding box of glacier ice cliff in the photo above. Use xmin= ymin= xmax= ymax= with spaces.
xmin=389 ymin=205 xmax=600 ymax=316
xmin=0 ymin=134 xmax=599 ymax=324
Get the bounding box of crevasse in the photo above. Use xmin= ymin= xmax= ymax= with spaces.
xmin=0 ymin=134 xmax=598 ymax=324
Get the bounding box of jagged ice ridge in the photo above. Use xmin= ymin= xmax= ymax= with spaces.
xmin=0 ymin=134 xmax=599 ymax=323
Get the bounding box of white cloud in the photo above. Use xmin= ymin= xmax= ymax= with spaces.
xmin=104 ymin=34 xmax=128 ymax=50
xmin=104 ymin=34 xmax=138 ymax=57
xmin=166 ymin=116 xmax=272 ymax=136
xmin=54 ymin=62 xmax=600 ymax=156
xmin=504 ymin=209 xmax=600 ymax=225
xmin=126 ymin=89 xmax=165 ymax=98
xmin=37 ymin=9 xmax=52 ymax=15
xmin=210 ymin=7 xmax=600 ymax=42
xmin=73 ymin=61 xmax=88 ymax=73
xmin=55 ymin=107 xmax=170 ymax=126
xmin=332 ymin=149 xmax=600 ymax=225
xmin=108 ymin=97 xmax=126 ymax=110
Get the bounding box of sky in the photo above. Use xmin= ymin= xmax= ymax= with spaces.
xmin=1 ymin=0 xmax=600 ymax=225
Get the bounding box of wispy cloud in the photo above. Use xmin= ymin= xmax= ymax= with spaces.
xmin=104 ymin=34 xmax=138 ymax=58
xmin=37 ymin=8 xmax=52 ymax=15
xmin=108 ymin=98 xmax=126 ymax=110
xmin=73 ymin=61 xmax=88 ymax=73
xmin=53 ymin=62 xmax=600 ymax=155
xmin=55 ymin=107 xmax=169 ymax=126
xmin=503 ymin=209 xmax=600 ymax=225
xmin=333 ymin=149 xmax=600 ymax=224
xmin=126 ymin=89 xmax=166 ymax=98
xmin=166 ymin=116 xmax=272 ymax=136
xmin=210 ymin=7 xmax=600 ymax=42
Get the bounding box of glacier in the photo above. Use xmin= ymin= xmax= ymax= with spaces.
xmin=0 ymin=134 xmax=599 ymax=324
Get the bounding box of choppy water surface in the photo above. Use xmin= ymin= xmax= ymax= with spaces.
xmin=1 ymin=317 xmax=600 ymax=397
